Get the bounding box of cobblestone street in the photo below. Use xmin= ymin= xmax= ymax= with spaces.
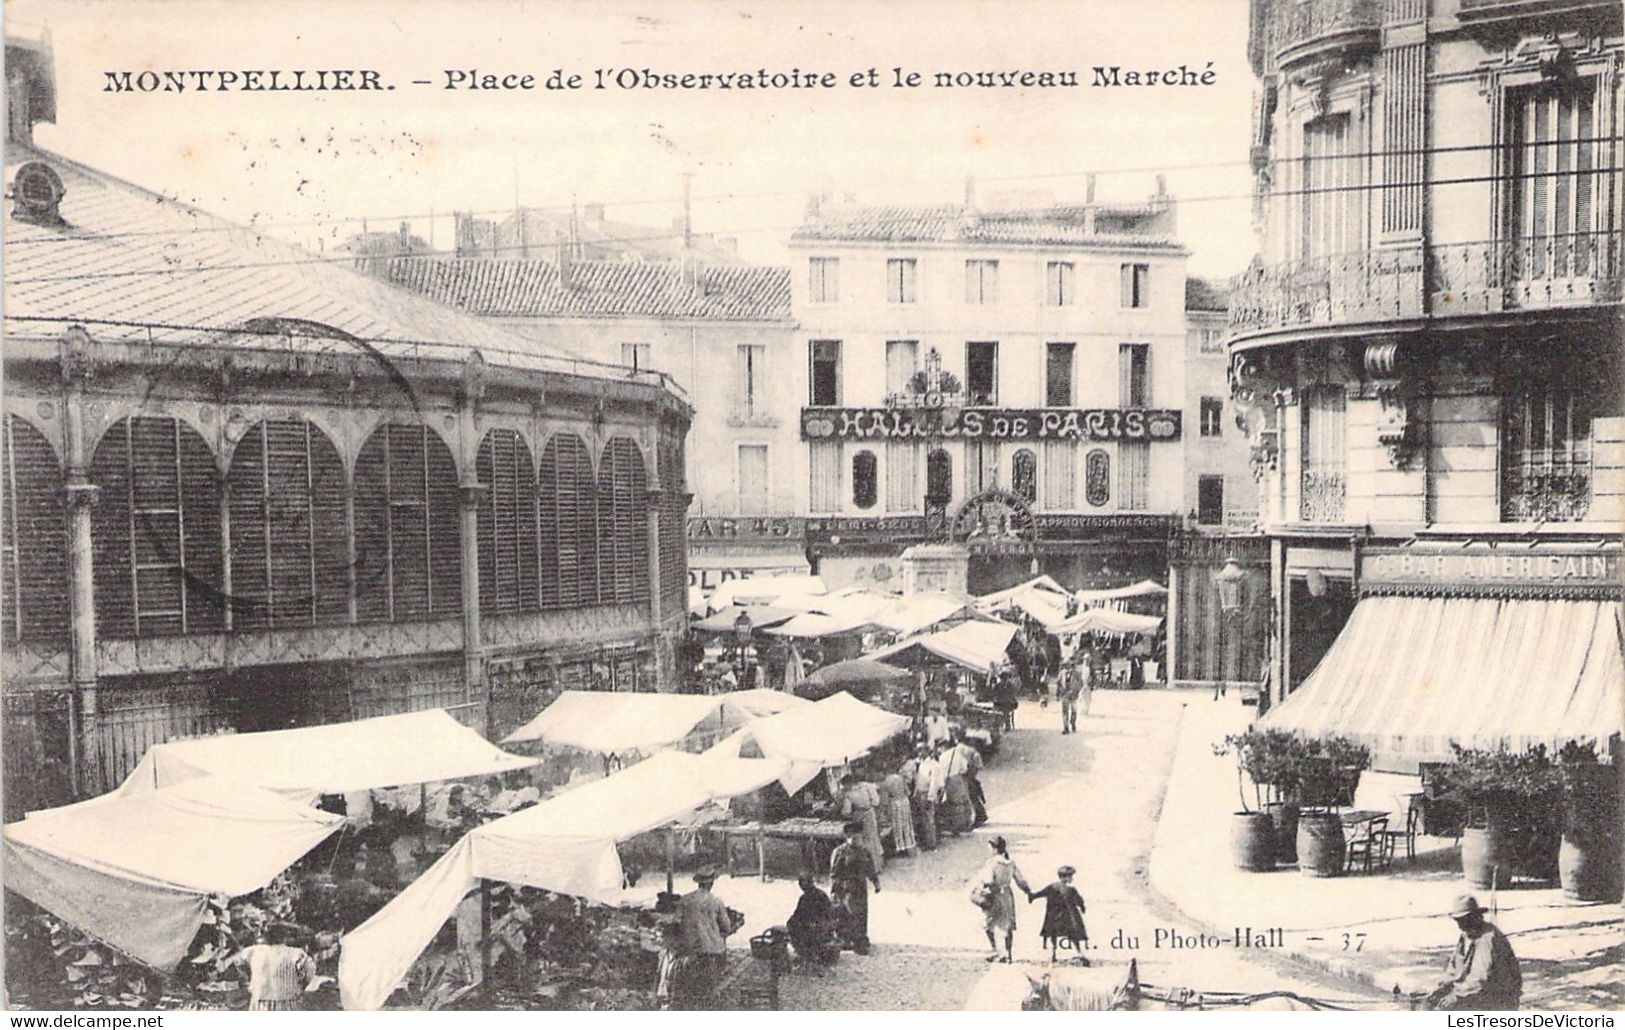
xmin=717 ymin=692 xmax=1388 ymax=1010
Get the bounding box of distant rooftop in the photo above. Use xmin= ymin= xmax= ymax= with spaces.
xmin=793 ymin=198 xmax=1183 ymax=250
xmin=374 ymin=256 xmax=792 ymax=322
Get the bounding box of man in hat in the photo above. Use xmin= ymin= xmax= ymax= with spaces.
xmin=673 ymin=867 xmax=734 ymax=1008
xmin=1425 ymin=895 xmax=1522 ymax=1011
xmin=830 ymin=821 xmax=881 ymax=955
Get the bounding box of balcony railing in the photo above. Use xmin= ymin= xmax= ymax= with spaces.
xmin=1300 ymin=470 xmax=1347 ymax=523
xmin=1501 ymin=468 xmax=1592 ymax=523
xmin=1267 ymin=0 xmax=1382 ymax=67
xmin=1228 ymin=231 xmax=1624 ymax=336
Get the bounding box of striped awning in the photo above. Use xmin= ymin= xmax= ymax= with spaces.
xmin=1264 ymin=596 xmax=1623 ymax=767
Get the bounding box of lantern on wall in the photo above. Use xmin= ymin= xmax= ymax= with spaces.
xmin=1214 ymin=557 xmax=1247 ymax=617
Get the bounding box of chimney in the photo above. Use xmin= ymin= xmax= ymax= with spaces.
xmin=555 ymin=233 xmax=575 ymax=288
xmin=1085 ymin=174 xmax=1097 ymax=204
xmin=1084 ymin=174 xmax=1098 ymax=234
xmin=454 ymin=211 xmax=474 ymax=257
xmin=398 ymin=220 xmax=410 ymax=253
xmin=682 ymin=172 xmax=694 ymax=252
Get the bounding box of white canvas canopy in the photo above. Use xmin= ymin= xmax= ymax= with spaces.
xmin=115 ymin=709 xmax=537 ymax=797
xmin=868 ymin=620 xmax=1020 ymax=673
xmin=973 ymin=575 xmax=1070 ymax=611
xmin=707 ymin=574 xmax=827 ymax=609
xmin=871 ymin=595 xmax=983 ymax=637
xmin=764 ymin=612 xmax=877 ymax=638
xmin=1075 ymin=579 xmax=1169 ymax=605
xmin=4 ymin=777 xmax=344 ymax=971
xmin=1053 ymin=607 xmax=1165 ymax=637
xmin=499 ymin=689 xmax=806 ymax=752
xmin=709 ymin=691 xmax=913 ymax=794
xmin=338 ymin=749 xmax=788 ymax=1010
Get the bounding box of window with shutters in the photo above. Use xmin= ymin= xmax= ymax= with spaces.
xmin=598 ymin=437 xmax=650 ymax=604
xmin=1046 ymin=261 xmax=1075 ymax=306
xmin=1200 ymin=396 xmax=1224 ymax=437
xmin=1120 ymin=263 xmax=1151 ymax=308
xmin=809 ymin=257 xmax=839 ymax=303
xmin=735 ymin=344 xmax=766 ymax=418
xmin=621 ymin=342 xmax=651 ymax=371
xmin=738 ymin=444 xmax=770 ymax=513
xmin=353 ymin=423 xmax=462 ymax=622
xmin=1504 ymin=79 xmax=1602 ymax=282
xmin=852 ymin=450 xmax=878 ymax=510
xmin=1298 ymin=115 xmax=1361 ymax=262
xmin=1300 ymin=386 xmax=1347 ymax=522
xmin=885 ymin=340 xmax=919 ymax=398
xmin=809 ymin=441 xmax=841 ymax=513
xmin=1119 ymin=343 xmax=1150 ymax=407
xmin=1043 ymin=442 xmax=1075 ymax=510
xmin=1046 ymin=343 xmax=1075 ymax=407
xmin=965 ymin=260 xmax=999 ymax=304
xmin=539 ymin=432 xmax=601 ymax=609
xmin=966 ymin=441 xmax=1000 ymax=495
xmin=1500 ymin=389 xmax=1594 ymax=523
xmin=2 ymin=416 xmax=68 ymax=646
xmin=809 ymin=340 xmax=842 ymax=406
xmin=658 ymin=431 xmax=687 ymax=611
xmin=1198 ymin=475 xmax=1225 ymax=525
xmin=966 ymin=341 xmax=998 ymax=404
xmin=1084 ymin=449 xmax=1111 ymax=507
xmin=1117 ymin=442 xmax=1150 ymax=511
xmin=886 ymin=258 xmax=918 ymax=303
xmin=477 ymin=429 xmax=540 ymax=615
xmin=91 ymin=416 xmax=224 ymax=638
xmin=227 ymin=419 xmax=349 ymax=630
xmin=886 ymin=441 xmax=918 ymax=513
xmin=1012 ymin=449 xmax=1037 ymax=505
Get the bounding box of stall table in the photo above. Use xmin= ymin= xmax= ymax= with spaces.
xmin=716 ymin=818 xmax=850 ymax=881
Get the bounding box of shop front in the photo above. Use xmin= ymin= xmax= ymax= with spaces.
xmin=686 ymin=516 xmax=810 ymax=595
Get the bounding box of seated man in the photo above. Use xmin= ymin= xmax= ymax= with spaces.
xmin=1426 ymin=895 xmax=1521 ymax=1011
xmin=785 ymin=875 xmax=838 ymax=965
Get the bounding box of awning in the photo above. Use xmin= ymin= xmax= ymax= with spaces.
xmin=765 ymin=612 xmax=876 ymax=638
xmin=711 ymin=691 xmax=912 ymax=793
xmin=115 ymin=709 xmax=537 ymax=797
xmin=868 ymin=620 xmax=1019 ymax=673
xmin=708 ymin=574 xmax=826 ymax=609
xmin=871 ymin=595 xmax=983 ymax=637
xmin=1076 ymin=579 xmax=1168 ymax=604
xmin=973 ymin=575 xmax=1071 ymax=610
xmin=1264 ymin=597 xmax=1625 ymax=766
xmin=691 ymin=603 xmax=797 ymax=633
xmin=687 ymin=552 xmax=812 ymax=599
xmin=1052 ymin=607 xmax=1164 ymax=636
xmin=338 ymin=749 xmax=788 ymax=1010
xmin=4 ymin=777 xmax=344 ymax=971
xmin=500 ymin=689 xmax=807 ymax=752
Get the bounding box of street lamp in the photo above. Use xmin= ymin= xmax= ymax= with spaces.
xmin=731 ymin=610 xmax=753 ymax=689
xmin=1213 ymin=557 xmax=1247 ymax=698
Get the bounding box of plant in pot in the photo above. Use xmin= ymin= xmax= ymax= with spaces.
xmin=1556 ymin=741 xmax=1622 ymax=902
xmin=1437 ymin=743 xmax=1563 ymax=889
xmin=1289 ymin=735 xmax=1370 ymax=877
xmin=1217 ymin=729 xmax=1289 ymax=872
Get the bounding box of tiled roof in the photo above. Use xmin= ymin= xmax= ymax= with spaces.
xmin=374 ymin=256 xmax=792 ymax=322
xmin=791 ymin=204 xmax=1183 ymax=250
xmin=1 ymin=146 xmax=654 ymax=383
xmin=1185 ymin=276 xmax=1230 ymax=312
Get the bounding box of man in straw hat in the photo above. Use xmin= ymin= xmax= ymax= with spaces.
xmin=1424 ymin=894 xmax=1521 ymax=1010
xmin=672 ymin=867 xmax=735 ymax=1008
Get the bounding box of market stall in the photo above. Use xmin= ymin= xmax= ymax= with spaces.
xmin=337 ymin=749 xmax=789 ymax=1011
xmin=867 ymin=621 xmax=1021 ymax=747
xmin=794 ymin=658 xmax=912 ymax=703
xmin=4 ymin=776 xmax=345 ymax=971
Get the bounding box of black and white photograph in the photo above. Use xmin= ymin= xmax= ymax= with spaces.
xmin=1 ymin=0 xmax=1621 ymax=1016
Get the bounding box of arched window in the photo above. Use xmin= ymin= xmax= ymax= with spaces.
xmin=353 ymin=424 xmax=462 ymax=621
xmin=926 ymin=449 xmax=953 ymax=505
xmin=1012 ymin=448 xmax=1037 ymax=506
xmin=1085 ymin=449 xmax=1111 ymax=507
xmin=92 ymin=416 xmax=224 ymax=638
xmin=539 ymin=433 xmax=599 ymax=609
xmin=598 ymin=437 xmax=650 ymax=604
xmin=2 ymin=416 xmax=68 ymax=645
xmin=477 ymin=429 xmax=539 ymax=614
xmin=227 ymin=419 xmax=348 ymax=630
xmin=852 ymin=450 xmax=878 ymax=510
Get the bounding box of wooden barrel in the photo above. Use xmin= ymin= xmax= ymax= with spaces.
xmin=1230 ymin=812 xmax=1276 ymax=872
xmin=1269 ymin=802 xmax=1300 ymax=864
xmin=1296 ymin=812 xmax=1345 ymax=877
xmin=1560 ymin=832 xmax=1622 ymax=902
xmin=1462 ymin=825 xmax=1506 ymax=889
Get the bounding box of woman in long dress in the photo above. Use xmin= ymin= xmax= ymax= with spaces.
xmin=976 ymin=835 xmax=1030 ymax=963
xmin=936 ymin=742 xmax=976 ymax=836
xmin=879 ymin=767 xmax=917 ymax=856
xmin=838 ymin=773 xmax=885 ymax=869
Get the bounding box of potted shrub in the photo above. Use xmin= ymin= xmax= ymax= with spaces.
xmin=1217 ymin=730 xmax=1283 ymax=872
xmin=1437 ymin=744 xmax=1562 ymax=889
xmin=1290 ymin=736 xmax=1369 ymax=877
xmin=1556 ymin=742 xmax=1622 ymax=902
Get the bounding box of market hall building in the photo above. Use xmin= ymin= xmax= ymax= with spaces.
xmin=0 ymin=31 xmax=692 ymax=816
xmin=788 ymin=185 xmax=1235 ymax=594
xmin=1229 ymin=0 xmax=1623 ymax=770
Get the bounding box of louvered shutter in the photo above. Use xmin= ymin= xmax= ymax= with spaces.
xmin=538 ymin=436 xmax=562 ymax=610
xmin=2 ymin=417 xmax=69 ymax=645
xmin=425 ymin=430 xmax=462 ymax=617
xmin=478 ymin=429 xmax=539 ymax=614
xmin=353 ymin=429 xmax=391 ymax=621
xmin=597 ymin=438 xmax=648 ymax=604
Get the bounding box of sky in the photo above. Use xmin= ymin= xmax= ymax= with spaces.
xmin=11 ymin=0 xmax=1259 ymax=276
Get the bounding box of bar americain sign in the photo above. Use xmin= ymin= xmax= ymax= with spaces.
xmin=1360 ymin=545 xmax=1622 ymax=598
xmin=801 ymin=407 xmax=1183 ymax=442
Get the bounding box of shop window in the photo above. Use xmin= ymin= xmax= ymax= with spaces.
xmin=852 ymin=450 xmax=878 ymax=510
xmin=809 ymin=340 xmax=842 ymax=406
xmin=1012 ymin=449 xmax=1037 ymax=505
xmin=354 ymin=423 xmax=463 ymax=621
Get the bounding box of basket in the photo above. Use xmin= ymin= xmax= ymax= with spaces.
xmin=749 ymin=929 xmax=789 ymax=963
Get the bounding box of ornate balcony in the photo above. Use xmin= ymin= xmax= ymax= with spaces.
xmin=1501 ymin=469 xmax=1592 ymax=522
xmin=1300 ymin=470 xmax=1347 ymax=523
xmin=1267 ymin=0 xmax=1382 ymax=69
xmin=1228 ymin=231 xmax=1624 ymax=339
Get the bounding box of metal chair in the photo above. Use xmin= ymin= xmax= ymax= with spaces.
xmin=1344 ymin=816 xmax=1389 ymax=873
xmin=1381 ymin=797 xmax=1422 ymax=861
